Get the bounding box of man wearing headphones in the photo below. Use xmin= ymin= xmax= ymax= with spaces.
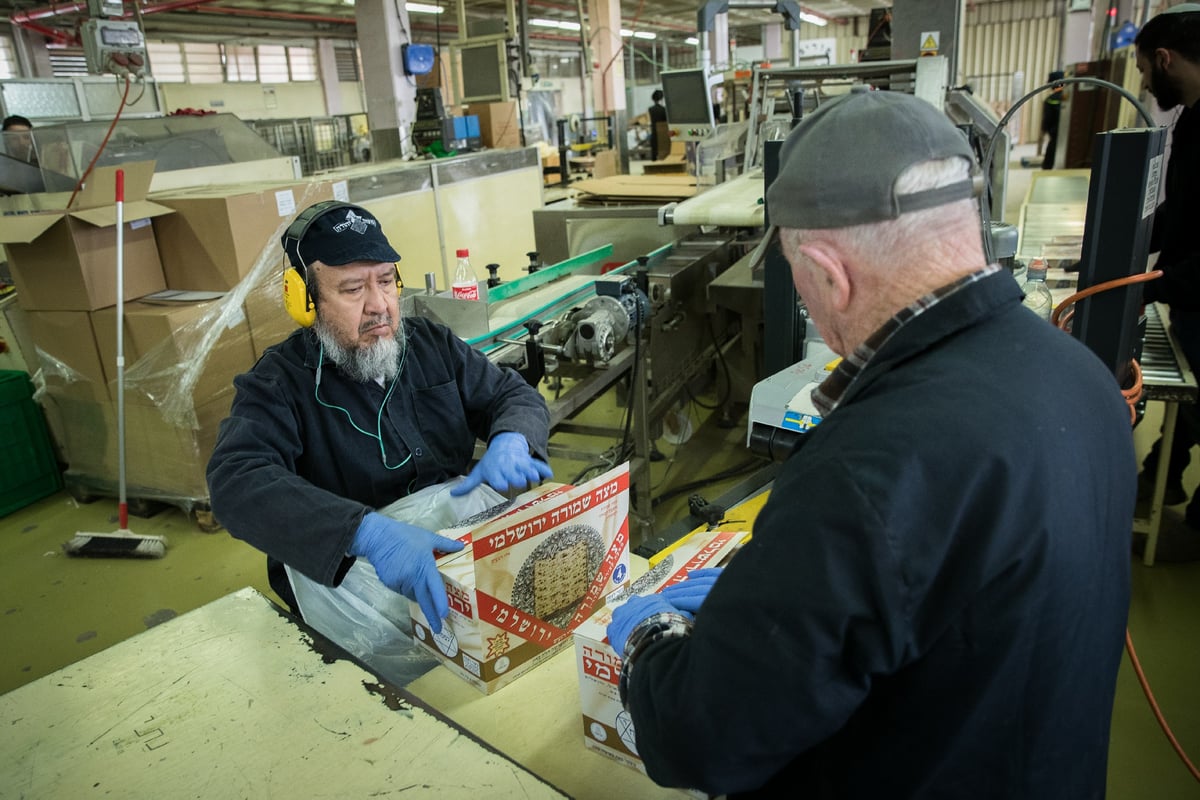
xmin=207 ymin=201 xmax=553 ymax=632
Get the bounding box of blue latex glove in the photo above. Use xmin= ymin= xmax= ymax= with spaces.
xmin=451 ymin=431 xmax=553 ymax=496
xmin=658 ymin=567 xmax=724 ymax=614
xmin=349 ymin=512 xmax=465 ymax=634
xmin=607 ymin=593 xmax=691 ymax=659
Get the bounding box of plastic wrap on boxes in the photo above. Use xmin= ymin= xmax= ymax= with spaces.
xmin=287 ymin=477 xmax=507 ymax=688
xmin=32 ymin=180 xmax=339 ymax=512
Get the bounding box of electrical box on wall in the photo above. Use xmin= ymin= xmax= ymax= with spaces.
xmin=402 ymin=43 xmax=436 ymax=76
xmin=81 ymin=18 xmax=147 ymax=77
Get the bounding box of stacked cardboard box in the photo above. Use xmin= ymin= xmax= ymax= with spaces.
xmin=151 ymin=178 xmax=341 ymax=359
xmin=0 ymin=162 xmax=171 ymax=315
xmin=0 ymin=162 xmax=172 ymax=406
xmin=410 ymin=464 xmax=632 ymax=694
xmin=2 ymin=167 xmax=343 ymax=505
xmin=573 ymin=529 xmax=749 ymax=786
xmin=467 ymin=102 xmax=520 ymax=150
xmin=151 ymin=179 xmax=340 ymax=292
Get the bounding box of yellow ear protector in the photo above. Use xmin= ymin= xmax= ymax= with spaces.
xmin=281 ymin=201 xmax=403 ymax=328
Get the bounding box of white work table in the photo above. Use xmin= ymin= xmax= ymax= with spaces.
xmin=406 ymin=630 xmax=682 ymax=799
xmin=0 ymin=588 xmax=569 ymax=797
xmin=0 ymin=586 xmax=684 ymax=798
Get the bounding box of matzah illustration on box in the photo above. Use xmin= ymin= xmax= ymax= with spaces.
xmin=411 ymin=462 xmax=632 ymax=693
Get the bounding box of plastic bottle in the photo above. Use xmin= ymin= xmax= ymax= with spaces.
xmin=452 ymin=248 xmax=479 ymax=301
xmin=1020 ymin=257 xmax=1054 ymax=322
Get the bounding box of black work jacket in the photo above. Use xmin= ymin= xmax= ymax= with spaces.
xmin=624 ymin=271 xmax=1135 ymax=799
xmin=207 ymin=316 xmax=549 ymax=604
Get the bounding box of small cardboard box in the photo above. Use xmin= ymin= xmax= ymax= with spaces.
xmin=0 ymin=162 xmax=171 ymax=311
xmin=467 ymin=102 xmax=520 ymax=150
xmin=24 ymin=310 xmax=110 ymax=402
xmin=410 ymin=463 xmax=632 ymax=694
xmin=151 ymin=179 xmax=338 ymax=291
xmin=91 ymin=297 xmax=255 ymax=407
xmin=573 ymin=530 xmax=749 ymax=782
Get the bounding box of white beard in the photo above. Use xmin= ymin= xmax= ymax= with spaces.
xmin=314 ymin=318 xmax=405 ymax=384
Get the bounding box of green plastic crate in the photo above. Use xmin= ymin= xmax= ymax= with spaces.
xmin=0 ymin=370 xmax=63 ymax=517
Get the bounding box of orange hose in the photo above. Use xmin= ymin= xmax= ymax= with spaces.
xmin=1051 ymin=267 xmax=1197 ymax=782
xmin=1125 ymin=630 xmax=1200 ymax=782
xmin=1050 ymin=269 xmax=1163 ymax=328
xmin=1051 ymin=270 xmax=1162 ymax=426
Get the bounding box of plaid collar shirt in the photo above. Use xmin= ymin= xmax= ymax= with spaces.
xmin=811 ymin=265 xmax=1001 ymax=418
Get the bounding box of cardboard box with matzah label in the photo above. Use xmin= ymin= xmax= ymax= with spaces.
xmin=410 ymin=463 xmax=631 ymax=694
xmin=573 ymin=529 xmax=749 ymax=785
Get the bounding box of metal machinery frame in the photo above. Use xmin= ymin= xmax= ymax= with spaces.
xmin=451 ymin=236 xmax=740 ymax=548
xmin=553 ymin=114 xmax=616 ymax=186
xmin=741 ymin=57 xmax=958 ymax=374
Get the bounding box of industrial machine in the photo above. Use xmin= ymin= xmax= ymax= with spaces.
xmin=746 ymin=340 xmax=837 ymax=461
xmin=660 ymin=68 xmax=720 ymax=142
xmin=412 ymin=88 xmax=470 ymax=153
xmin=404 ymin=232 xmax=739 ymax=544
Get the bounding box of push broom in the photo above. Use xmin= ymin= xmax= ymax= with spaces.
xmin=63 ymin=168 xmax=166 ymax=559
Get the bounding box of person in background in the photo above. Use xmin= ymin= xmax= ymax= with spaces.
xmin=207 ymin=201 xmax=553 ymax=631
xmin=1 ymin=115 xmax=36 ymax=165
xmin=648 ymin=88 xmax=668 ymax=160
xmin=1040 ymin=70 xmax=1064 ymax=169
xmin=1134 ymin=3 xmax=1200 ymax=560
xmin=606 ymin=88 xmax=1135 ymax=798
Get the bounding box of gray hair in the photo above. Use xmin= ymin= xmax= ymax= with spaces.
xmin=780 ymin=157 xmax=978 ymax=262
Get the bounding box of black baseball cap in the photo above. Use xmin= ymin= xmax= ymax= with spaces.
xmin=282 ymin=201 xmax=401 ymax=271
xmin=765 ymin=87 xmax=976 ymax=230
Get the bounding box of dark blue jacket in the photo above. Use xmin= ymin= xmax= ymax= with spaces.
xmin=206 ymin=316 xmax=550 ymax=607
xmin=624 ymin=271 xmax=1135 ymax=798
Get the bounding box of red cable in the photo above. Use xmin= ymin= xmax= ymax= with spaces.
xmin=66 ymin=74 xmax=132 ymax=210
xmin=1053 ymin=268 xmax=1198 ymax=782
xmin=1125 ymin=630 xmax=1200 ymax=782
xmin=1053 ymin=270 xmax=1163 ymax=425
xmin=1070 ymin=268 xmax=1200 ymax=783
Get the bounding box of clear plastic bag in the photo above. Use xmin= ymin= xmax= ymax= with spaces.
xmin=286 ymin=477 xmax=507 ymax=687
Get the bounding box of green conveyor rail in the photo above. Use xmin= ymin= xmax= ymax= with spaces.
xmin=485 ymin=244 xmax=615 ymax=302
xmin=469 ymin=242 xmax=674 ymax=352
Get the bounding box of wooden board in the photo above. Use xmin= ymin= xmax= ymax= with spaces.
xmin=572 ymin=174 xmax=698 ymax=204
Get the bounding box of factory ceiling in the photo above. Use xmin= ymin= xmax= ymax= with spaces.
xmin=0 ymin=0 xmax=889 ymax=51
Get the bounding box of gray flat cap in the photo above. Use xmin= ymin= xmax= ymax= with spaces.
xmin=765 ymin=86 xmax=976 ymax=230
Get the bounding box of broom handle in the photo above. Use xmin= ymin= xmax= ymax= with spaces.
xmin=115 ymin=169 xmax=127 ymax=531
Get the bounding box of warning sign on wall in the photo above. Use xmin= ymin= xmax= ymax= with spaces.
xmin=920 ymin=30 xmax=940 ymax=57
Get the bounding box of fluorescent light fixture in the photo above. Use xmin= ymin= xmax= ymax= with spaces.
xmin=620 ymin=28 xmax=633 ymax=36
xmin=685 ymin=36 xmax=699 ymax=45
xmin=406 ymin=2 xmax=445 ymax=14
xmin=531 ymin=17 xmax=580 ymax=30
xmin=633 ymin=31 xmax=656 ymax=39
xmin=799 ymin=11 xmax=827 ymax=26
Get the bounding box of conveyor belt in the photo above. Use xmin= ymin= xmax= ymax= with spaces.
xmin=669 ymin=169 xmax=765 ymax=228
xmin=1140 ymin=303 xmax=1197 ymax=404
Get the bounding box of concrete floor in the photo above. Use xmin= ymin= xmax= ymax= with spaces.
xmin=3 ymin=153 xmax=1200 ymax=796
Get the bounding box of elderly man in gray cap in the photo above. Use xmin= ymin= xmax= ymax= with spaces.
xmin=607 ymin=88 xmax=1135 ymax=798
